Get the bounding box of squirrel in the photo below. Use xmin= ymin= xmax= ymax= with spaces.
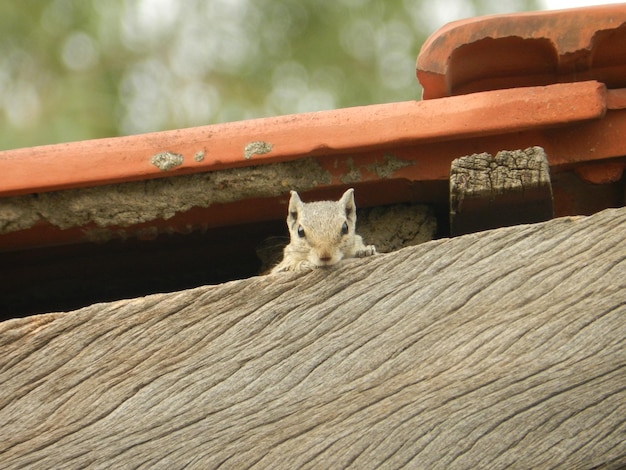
xmin=270 ymin=188 xmax=377 ymax=274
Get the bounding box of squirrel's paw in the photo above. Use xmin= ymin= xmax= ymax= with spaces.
xmin=270 ymin=259 xmax=316 ymax=274
xmin=356 ymin=245 xmax=377 ymax=258
xmin=296 ymin=260 xmax=316 ymax=271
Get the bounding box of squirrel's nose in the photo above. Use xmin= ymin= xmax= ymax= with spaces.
xmin=318 ymin=252 xmax=332 ymax=263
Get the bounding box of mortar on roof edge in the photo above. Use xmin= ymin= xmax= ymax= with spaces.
xmin=0 ymin=152 xmax=419 ymax=239
xmin=0 ymin=158 xmax=332 ymax=235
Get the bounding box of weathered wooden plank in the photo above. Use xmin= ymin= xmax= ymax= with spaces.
xmin=1 ymin=207 xmax=625 ymax=469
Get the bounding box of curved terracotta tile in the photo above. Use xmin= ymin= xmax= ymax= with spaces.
xmin=417 ymin=4 xmax=626 ymax=99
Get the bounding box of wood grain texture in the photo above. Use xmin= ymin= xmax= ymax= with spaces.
xmin=1 ymin=208 xmax=625 ymax=469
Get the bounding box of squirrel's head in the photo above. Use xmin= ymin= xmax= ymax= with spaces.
xmin=286 ymin=188 xmax=357 ymax=267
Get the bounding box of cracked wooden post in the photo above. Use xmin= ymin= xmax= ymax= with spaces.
xmin=450 ymin=146 xmax=553 ymax=236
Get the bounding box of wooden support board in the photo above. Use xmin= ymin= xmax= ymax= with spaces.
xmin=1 ymin=207 xmax=624 ymax=468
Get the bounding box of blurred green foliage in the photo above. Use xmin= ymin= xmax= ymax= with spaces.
xmin=0 ymin=0 xmax=538 ymax=150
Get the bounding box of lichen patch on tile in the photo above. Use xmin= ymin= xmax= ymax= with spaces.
xmin=151 ymin=151 xmax=184 ymax=171
xmin=244 ymin=141 xmax=273 ymax=160
xmin=338 ymin=154 xmax=415 ymax=184
xmin=368 ymin=154 xmax=415 ymax=179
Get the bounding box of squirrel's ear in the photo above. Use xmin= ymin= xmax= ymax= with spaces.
xmin=340 ymin=188 xmax=356 ymax=220
xmin=288 ymin=191 xmax=303 ymax=221
xmin=289 ymin=190 xmax=303 ymax=206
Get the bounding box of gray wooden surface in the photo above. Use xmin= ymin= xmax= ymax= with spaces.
xmin=1 ymin=208 xmax=625 ymax=469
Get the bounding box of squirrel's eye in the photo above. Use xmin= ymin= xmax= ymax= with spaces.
xmin=297 ymin=225 xmax=305 ymax=238
xmin=341 ymin=221 xmax=349 ymax=235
